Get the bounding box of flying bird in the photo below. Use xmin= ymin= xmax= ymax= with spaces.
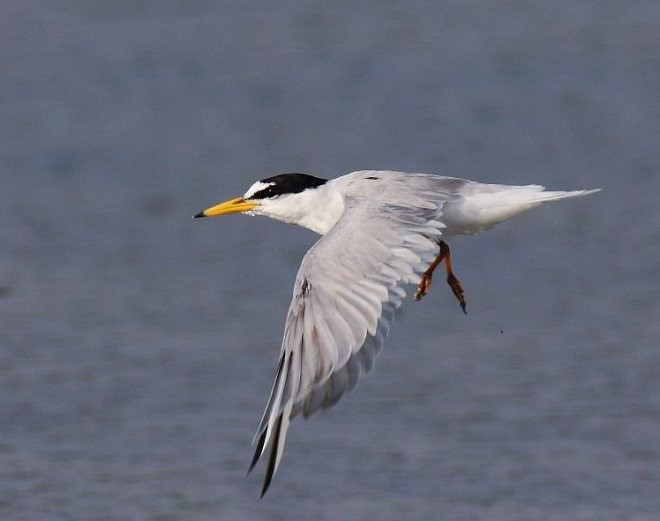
xmin=194 ymin=170 xmax=599 ymax=495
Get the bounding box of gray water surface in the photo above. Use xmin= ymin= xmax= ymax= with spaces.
xmin=1 ymin=1 xmax=659 ymax=520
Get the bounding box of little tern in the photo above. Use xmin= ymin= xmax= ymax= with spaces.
xmin=194 ymin=170 xmax=599 ymax=495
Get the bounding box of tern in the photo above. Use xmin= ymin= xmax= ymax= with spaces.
xmin=194 ymin=170 xmax=599 ymax=495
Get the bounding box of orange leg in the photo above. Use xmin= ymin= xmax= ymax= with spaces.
xmin=414 ymin=241 xmax=467 ymax=314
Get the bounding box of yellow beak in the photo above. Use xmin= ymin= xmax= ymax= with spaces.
xmin=194 ymin=197 xmax=259 ymax=218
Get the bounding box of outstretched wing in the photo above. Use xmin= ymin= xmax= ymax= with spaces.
xmin=250 ymin=176 xmax=457 ymax=495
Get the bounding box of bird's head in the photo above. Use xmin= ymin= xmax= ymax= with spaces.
xmin=194 ymin=173 xmax=330 ymax=228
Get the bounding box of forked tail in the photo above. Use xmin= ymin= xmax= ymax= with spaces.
xmin=443 ymin=184 xmax=600 ymax=235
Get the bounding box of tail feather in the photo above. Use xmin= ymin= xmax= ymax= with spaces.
xmin=522 ymin=187 xmax=601 ymax=202
xmin=443 ymin=185 xmax=600 ymax=235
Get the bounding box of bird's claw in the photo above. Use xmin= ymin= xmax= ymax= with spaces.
xmin=414 ymin=275 xmax=432 ymax=301
xmin=447 ymin=273 xmax=467 ymax=314
xmin=415 ymin=270 xmax=467 ymax=314
xmin=415 ymin=240 xmax=467 ymax=313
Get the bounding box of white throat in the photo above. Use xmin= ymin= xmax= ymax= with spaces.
xmin=250 ymin=184 xmax=344 ymax=235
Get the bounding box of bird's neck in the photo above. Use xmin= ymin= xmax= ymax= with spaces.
xmin=257 ymin=184 xmax=345 ymax=235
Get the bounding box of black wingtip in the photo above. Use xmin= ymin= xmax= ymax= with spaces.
xmin=248 ymin=429 xmax=268 ymax=476
xmin=260 ymin=416 xmax=283 ymax=497
xmin=260 ymin=464 xmax=274 ymax=498
xmin=193 ymin=211 xmax=206 ymax=219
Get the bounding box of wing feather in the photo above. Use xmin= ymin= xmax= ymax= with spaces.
xmin=250 ymin=174 xmax=460 ymax=493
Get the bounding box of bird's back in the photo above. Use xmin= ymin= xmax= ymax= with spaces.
xmin=333 ymin=171 xmax=598 ymax=236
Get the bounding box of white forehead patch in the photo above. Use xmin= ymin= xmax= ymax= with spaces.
xmin=244 ymin=181 xmax=275 ymax=200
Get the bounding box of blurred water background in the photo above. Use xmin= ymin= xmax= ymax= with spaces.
xmin=1 ymin=1 xmax=659 ymax=519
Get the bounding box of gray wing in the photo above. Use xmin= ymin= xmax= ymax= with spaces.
xmin=250 ymin=180 xmax=455 ymax=495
